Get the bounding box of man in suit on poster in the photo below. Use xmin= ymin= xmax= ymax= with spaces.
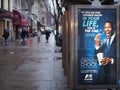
xmin=94 ymin=21 xmax=116 ymax=84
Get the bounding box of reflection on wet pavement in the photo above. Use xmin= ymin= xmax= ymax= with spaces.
xmin=0 ymin=35 xmax=70 ymax=90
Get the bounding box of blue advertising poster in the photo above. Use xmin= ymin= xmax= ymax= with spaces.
xmin=78 ymin=8 xmax=117 ymax=85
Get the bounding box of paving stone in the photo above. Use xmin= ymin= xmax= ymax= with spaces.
xmin=0 ymin=35 xmax=70 ymax=90
xmin=0 ymin=35 xmax=118 ymax=90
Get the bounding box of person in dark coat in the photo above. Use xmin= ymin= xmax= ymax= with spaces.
xmin=94 ymin=21 xmax=116 ymax=84
xmin=21 ymin=27 xmax=29 ymax=45
xmin=45 ymin=29 xmax=51 ymax=43
xmin=3 ymin=28 xmax=9 ymax=46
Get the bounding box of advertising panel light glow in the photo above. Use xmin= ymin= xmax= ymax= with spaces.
xmin=78 ymin=8 xmax=117 ymax=85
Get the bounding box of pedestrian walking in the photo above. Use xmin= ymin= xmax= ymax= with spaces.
xmin=37 ymin=30 xmax=41 ymax=42
xmin=45 ymin=29 xmax=51 ymax=43
xmin=2 ymin=28 xmax=9 ymax=46
xmin=21 ymin=26 xmax=29 ymax=45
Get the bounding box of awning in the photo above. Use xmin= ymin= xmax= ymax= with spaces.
xmin=13 ymin=10 xmax=28 ymax=27
xmin=0 ymin=9 xmax=13 ymax=18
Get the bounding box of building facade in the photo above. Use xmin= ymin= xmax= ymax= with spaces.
xmin=12 ymin=0 xmax=31 ymax=39
xmin=0 ymin=0 xmax=13 ymax=40
xmin=0 ymin=0 xmax=51 ymax=40
xmin=31 ymin=0 xmax=47 ymax=26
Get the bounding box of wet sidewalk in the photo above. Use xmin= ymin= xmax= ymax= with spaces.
xmin=0 ymin=35 xmax=70 ymax=90
xmin=0 ymin=36 xmax=119 ymax=90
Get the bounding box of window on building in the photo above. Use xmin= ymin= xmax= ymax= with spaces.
xmin=8 ymin=0 xmax=10 ymax=11
xmin=21 ymin=0 xmax=26 ymax=9
xmin=18 ymin=0 xmax=21 ymax=9
xmin=0 ymin=0 xmax=1 ymax=8
xmin=0 ymin=0 xmax=3 ymax=8
xmin=3 ymin=20 xmax=5 ymax=29
xmin=14 ymin=0 xmax=17 ymax=8
xmin=7 ymin=21 xmax=9 ymax=28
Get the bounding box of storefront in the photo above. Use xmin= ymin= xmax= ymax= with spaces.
xmin=13 ymin=10 xmax=28 ymax=39
xmin=0 ymin=9 xmax=13 ymax=39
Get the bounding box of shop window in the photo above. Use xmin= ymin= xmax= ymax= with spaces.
xmin=8 ymin=0 xmax=10 ymax=11
xmin=0 ymin=0 xmax=3 ymax=8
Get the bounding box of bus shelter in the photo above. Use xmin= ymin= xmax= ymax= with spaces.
xmin=62 ymin=4 xmax=120 ymax=90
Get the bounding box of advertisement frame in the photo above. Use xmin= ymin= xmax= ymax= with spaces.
xmin=74 ymin=5 xmax=120 ymax=89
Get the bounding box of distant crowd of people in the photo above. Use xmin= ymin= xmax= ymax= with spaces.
xmin=2 ymin=26 xmax=54 ymax=46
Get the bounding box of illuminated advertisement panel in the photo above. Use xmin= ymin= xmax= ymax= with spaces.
xmin=78 ymin=8 xmax=117 ymax=85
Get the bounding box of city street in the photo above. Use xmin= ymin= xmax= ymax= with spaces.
xmin=0 ymin=34 xmax=70 ymax=90
xmin=0 ymin=35 xmax=119 ymax=90
xmin=0 ymin=0 xmax=119 ymax=90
